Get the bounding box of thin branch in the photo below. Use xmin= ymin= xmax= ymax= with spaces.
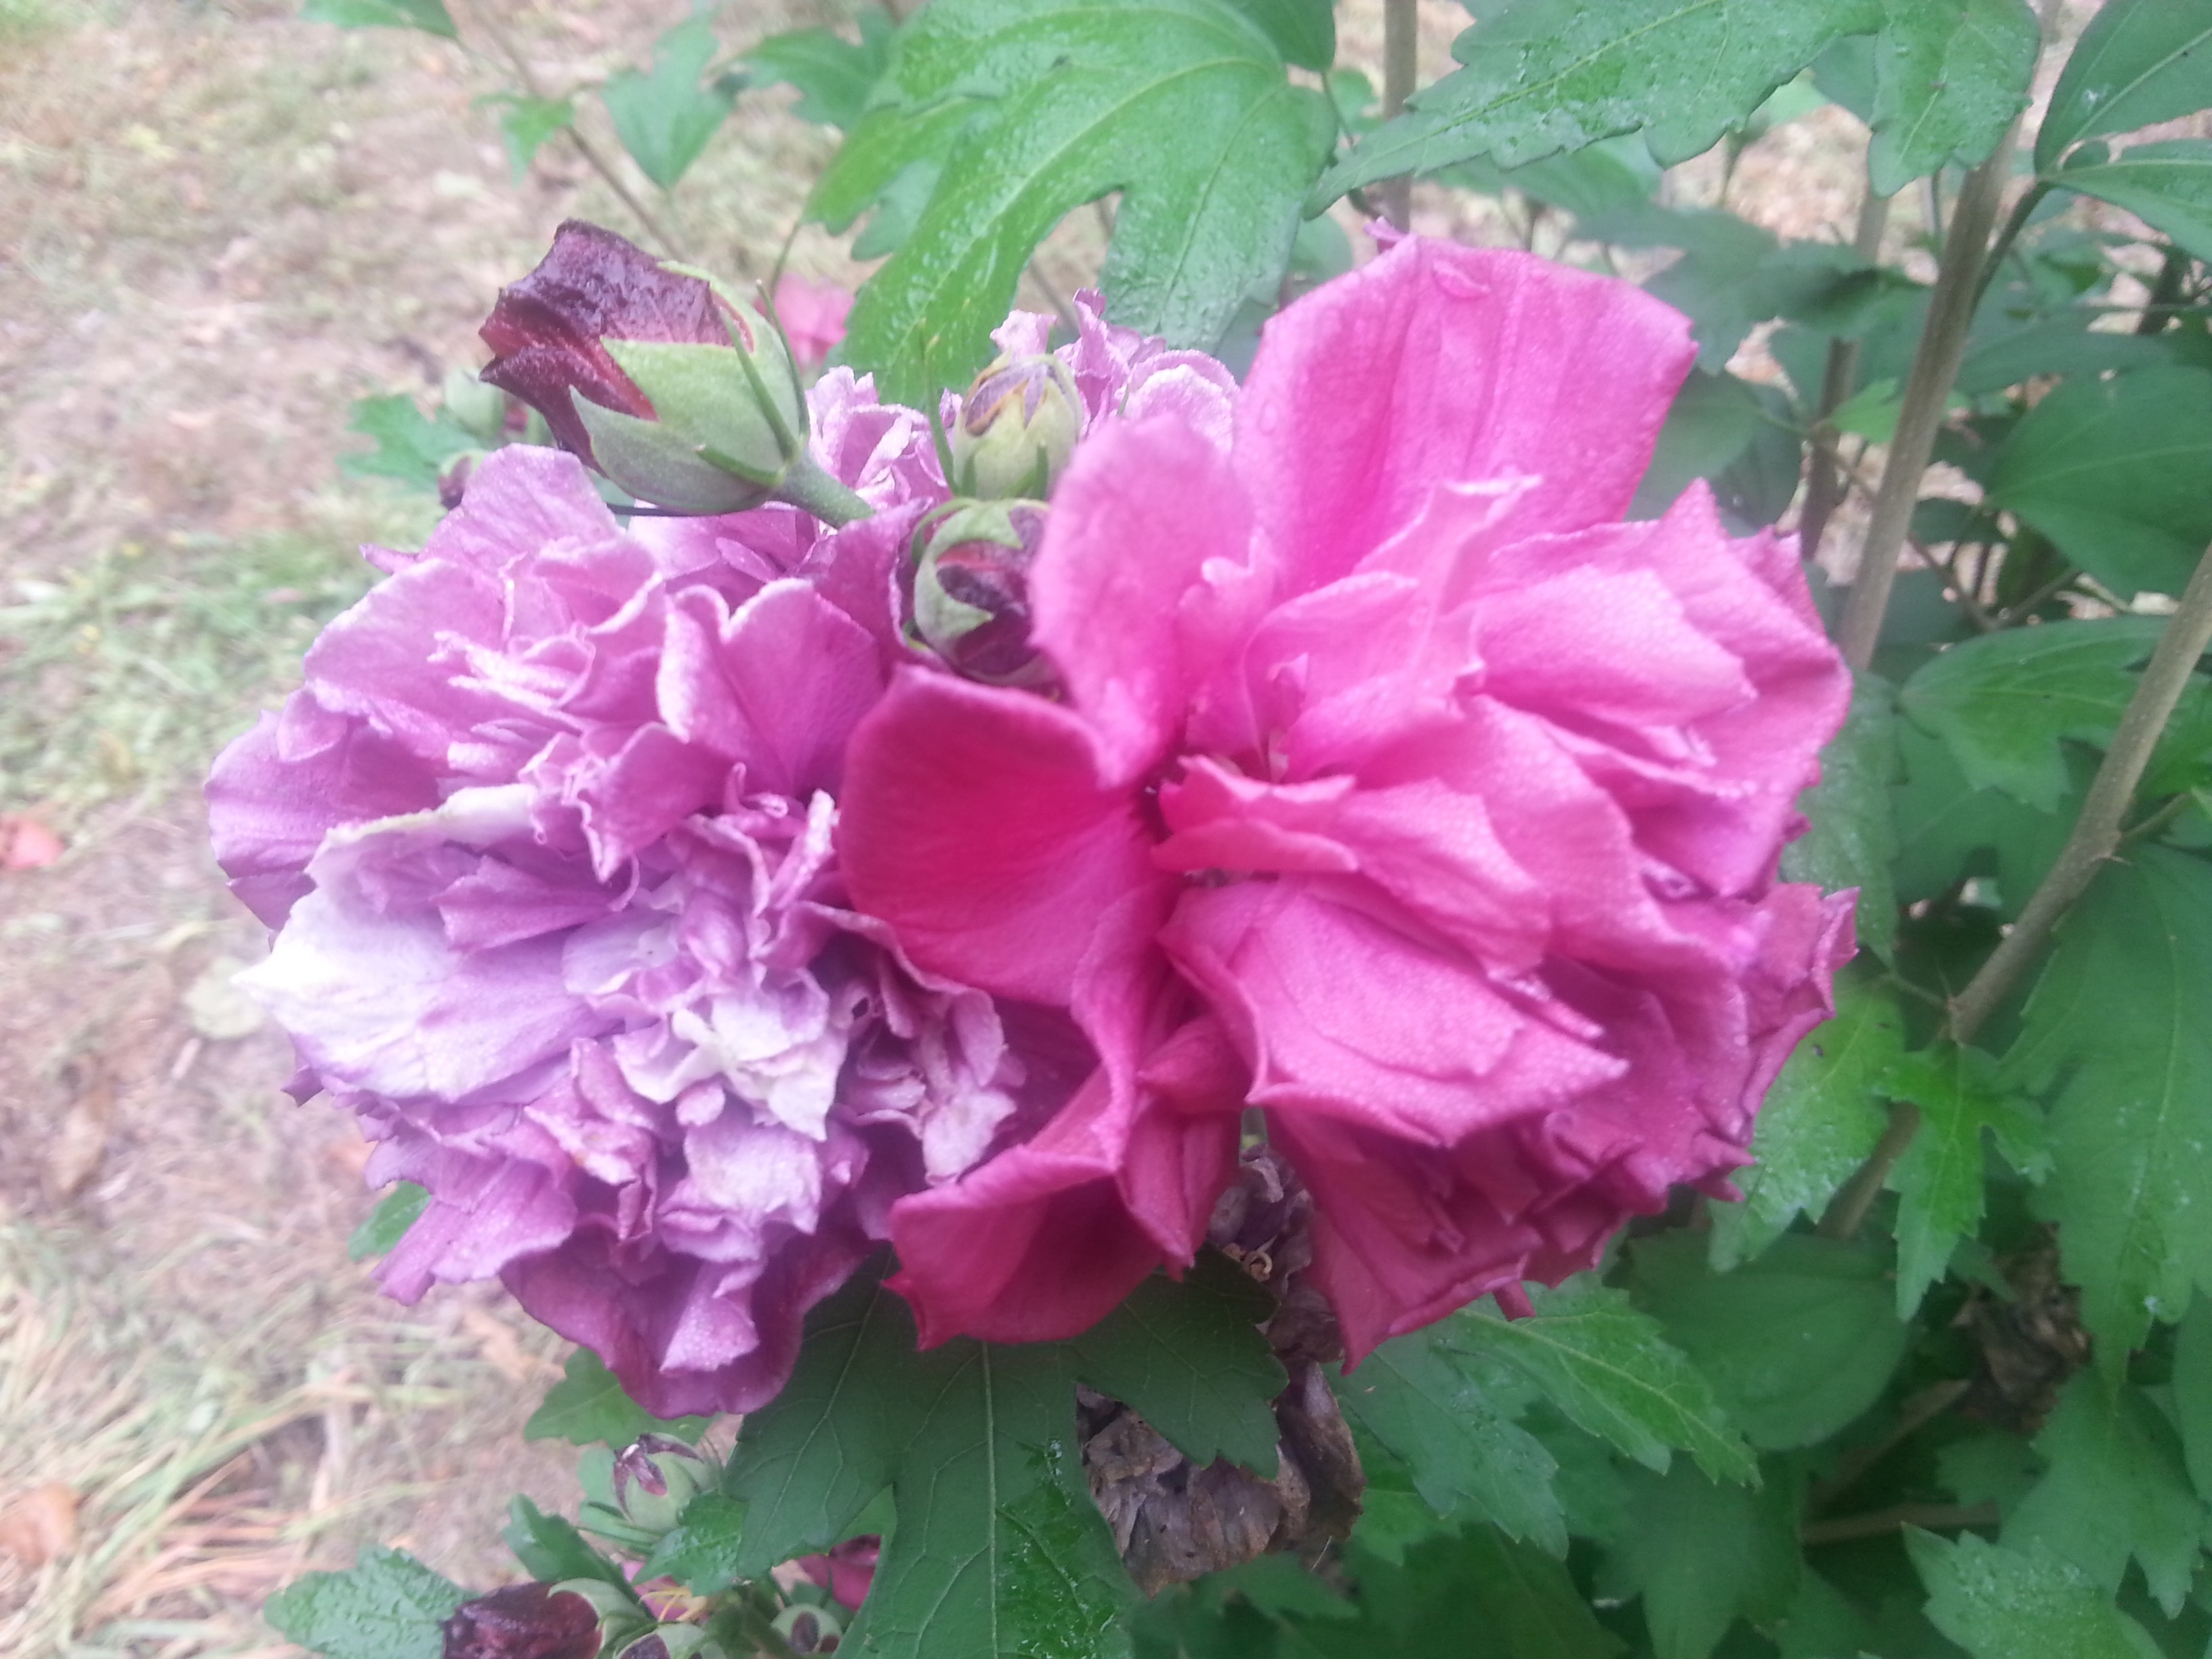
xmin=1818 ymin=1101 xmax=1921 ymax=1241
xmin=1837 ymin=121 xmax=2024 ymax=670
xmin=1946 ymin=539 xmax=2212 ymax=1045
xmin=1802 ymin=1502 xmax=1998 ymax=1548
xmin=1378 ymin=0 xmax=1418 ymax=231
xmin=1808 ymin=1379 xmax=1973 ymax=1513
xmin=1023 ymin=260 xmax=1084 ymax=337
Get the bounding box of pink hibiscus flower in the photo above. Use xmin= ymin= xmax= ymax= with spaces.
xmin=840 ymin=236 xmax=1856 ymax=1362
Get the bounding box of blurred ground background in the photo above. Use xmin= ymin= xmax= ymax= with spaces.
xmin=0 ymin=0 xmax=2093 ymax=1654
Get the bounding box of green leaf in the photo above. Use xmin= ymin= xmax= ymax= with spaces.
xmin=817 ymin=0 xmax=1338 ymax=404
xmin=1315 ymin=0 xmax=1881 ymax=204
xmin=483 ymin=93 xmax=574 ymax=181
xmin=2054 ymin=139 xmax=2212 ymax=268
xmin=638 ymin=1492 xmax=748 ymax=1593
xmin=337 ymin=394 xmax=475 ymax=493
xmin=1629 ymin=369 xmax=1766 ymax=520
xmin=1334 ymin=1331 xmax=1565 ymax=1554
xmin=1630 ymin=1233 xmax=1908 ymax=1450
xmin=501 ymin=1496 xmax=629 ymax=1591
xmin=1432 ymin=1524 xmax=1626 ymax=1658
xmin=2004 ymin=1374 xmax=2209 ymax=1616
xmin=1783 ymin=673 xmax=1902 ymax=962
xmin=2176 ymin=1301 xmax=2212 ymax=1502
xmin=720 ymin=1266 xmax=917 ymax=1578
xmin=1607 ymin=1460 xmax=1801 ymax=1659
xmin=745 ymin=9 xmax=895 ymax=130
xmin=1444 ymin=134 xmax=1662 ymax=222
xmin=602 ymin=18 xmax=736 ymax=190
xmin=1906 ymin=1529 xmax=2165 ymax=1659
xmin=1883 ymin=1042 xmax=2049 ymax=1317
xmin=1709 ymin=975 xmax=1901 ymax=1271
xmin=846 ymin=1340 xmax=1134 ymax=1659
xmin=1955 ymin=314 xmax=2178 ymax=396
xmin=263 ymin=1546 xmax=466 ymax=1659
xmin=524 ymin=1349 xmax=709 ymax=1449
xmin=299 ymin=0 xmax=455 ymax=39
xmin=346 ymin=1181 xmax=428 ymax=1262
xmin=2005 ymin=847 xmax=2212 ymax=1353
xmin=2038 ymin=0 xmax=2212 ymax=171
xmin=1891 ymin=718 xmax=2071 ymax=916
xmin=1865 ymin=0 xmax=2040 ymax=196
xmin=1069 ymin=1254 xmax=1286 ymax=1475
xmin=1899 ymin=617 xmax=2174 ymax=811
xmin=1985 ymin=365 xmax=2212 ymax=599
xmin=1443 ymin=1281 xmax=1756 ymax=1483
xmin=1221 ymin=0 xmax=1333 ymax=71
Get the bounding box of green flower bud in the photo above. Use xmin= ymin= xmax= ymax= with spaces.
xmin=949 ymin=353 xmax=1080 ymax=500
xmin=547 ymin=1576 xmax=653 ymax=1654
xmin=912 ymin=500 xmax=1051 ymax=687
xmin=614 ymin=1624 xmax=728 ymax=1659
xmin=773 ymin=1602 xmax=845 ymax=1655
xmin=611 ymin=1434 xmax=714 ymax=1540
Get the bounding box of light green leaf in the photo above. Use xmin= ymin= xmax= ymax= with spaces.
xmin=263 ymin=1546 xmax=466 ymax=1659
xmin=1315 ymin=0 xmax=1881 ymax=204
xmin=1069 ymin=1254 xmax=1285 ymax=1475
xmin=638 ymin=1492 xmax=747 ymax=1594
xmin=484 ymin=93 xmax=573 ymax=182
xmin=602 ymin=18 xmax=736 ymax=190
xmin=337 ymin=393 xmax=475 ymax=493
xmin=1899 ymin=617 xmax=2173 ymax=810
xmin=2055 ymin=139 xmax=2212 ymax=268
xmin=1866 ymin=0 xmax=2039 ymax=195
xmin=1221 ymin=0 xmax=1333 ymax=72
xmin=346 ymin=1182 xmax=428 ymax=1262
xmin=1335 ymin=1331 xmax=1565 ymax=1553
xmin=1443 ymin=1281 xmax=1755 ymax=1483
xmin=1883 ymin=1042 xmax=2049 ymax=1317
xmin=2004 ymin=1373 xmax=2209 ymax=1616
xmin=1783 ymin=674 xmax=1902 ymax=962
xmin=299 ymin=0 xmax=455 ymax=39
xmin=846 ymin=1341 xmax=1133 ymax=1659
xmin=2006 ymin=847 xmax=2212 ymax=1355
xmin=1984 ymin=365 xmax=2212 ymax=599
xmin=1607 ymin=1460 xmax=1801 ymax=1659
xmin=501 ymin=1496 xmax=629 ymax=1591
xmin=1710 ymin=976 xmax=1900 ymax=1271
xmin=523 ymin=1349 xmax=709 ymax=1449
xmin=1631 ymin=1234 xmax=1907 ymax=1450
xmin=745 ymin=9 xmax=895 ymax=131
xmin=1906 ymin=1529 xmax=2165 ymax=1659
xmin=2038 ymin=0 xmax=2212 ymax=170
xmin=817 ymin=0 xmax=1334 ymax=404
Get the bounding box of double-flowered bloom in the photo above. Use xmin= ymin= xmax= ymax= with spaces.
xmin=209 ymin=226 xmax=1851 ymax=1413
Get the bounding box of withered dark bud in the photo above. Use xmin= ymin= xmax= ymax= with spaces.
xmin=911 ymin=501 xmax=1051 ymax=686
xmin=441 ymin=1583 xmax=599 ymax=1659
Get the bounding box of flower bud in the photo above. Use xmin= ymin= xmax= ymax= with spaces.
xmin=912 ymin=501 xmax=1051 ymax=686
xmin=796 ymin=1536 xmax=879 ymax=1612
xmin=546 ymin=1576 xmax=653 ymax=1654
xmin=773 ymin=1602 xmax=845 ymax=1654
xmin=611 ymin=1434 xmax=713 ymax=1539
xmin=949 ymin=354 xmax=1080 ymax=500
xmin=480 ymin=220 xmax=810 ymax=514
xmin=440 ymin=1584 xmax=600 ymax=1659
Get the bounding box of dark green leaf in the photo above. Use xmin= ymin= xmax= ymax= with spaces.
xmin=346 ymin=1182 xmax=428 ymax=1262
xmin=2177 ymin=1301 xmax=2212 ymax=1502
xmin=484 ymin=93 xmax=574 ymax=181
xmin=2055 ymin=140 xmax=2212 ymax=268
xmin=1985 ymin=365 xmax=2212 ymax=598
xmin=1443 ymin=1280 xmax=1755 ymax=1483
xmin=523 ymin=1348 xmax=708 ymax=1449
xmin=2005 ymin=847 xmax=2212 ymax=1353
xmin=1883 ymin=1042 xmax=2049 ymax=1317
xmin=1443 ymin=135 xmax=1662 ymax=222
xmin=846 ymin=1340 xmax=1133 ymax=1659
xmin=1783 ymin=674 xmax=1902 ymax=962
xmin=1069 ymin=1254 xmax=1286 ymax=1475
xmin=338 ymin=394 xmax=474 ymax=493
xmin=299 ymin=0 xmax=455 ymax=39
xmin=602 ymin=18 xmax=735 ymax=190
xmin=1434 ymin=1523 xmax=1625 ymax=1658
xmin=638 ymin=1492 xmax=748 ymax=1593
xmin=719 ymin=1267 xmax=916 ymax=1578
xmin=2039 ymin=0 xmax=2212 ymax=171
xmin=1629 ymin=369 xmax=1767 ymax=520
xmin=1208 ymin=1552 xmax=1355 ymax=1620
xmin=1221 ymin=0 xmax=1333 ymax=72
xmin=1334 ymin=1331 xmax=1565 ymax=1553
xmin=263 ymin=1546 xmax=466 ymax=1659
xmin=1709 ymin=975 xmax=1901 ymax=1271
xmin=745 ymin=9 xmax=895 ymax=130
xmin=1772 ymin=1570 xmax=1877 ymax=1659
xmin=817 ymin=0 xmax=1334 ymax=404
xmin=501 ymin=1496 xmax=629 ymax=1591
xmin=2005 ymin=1374 xmax=2208 ymax=1615
xmin=1865 ymin=0 xmax=2040 ymax=196
xmin=1607 ymin=1460 xmax=1801 ymax=1659
xmin=1631 ymin=1233 xmax=1908 ymax=1450
xmin=1939 ymin=1429 xmax=2045 ymax=1515
xmin=1891 ymin=717 xmax=2072 ymax=916
xmin=1315 ymin=0 xmax=1881 ymax=203
xmin=1954 ymin=314 xmax=2177 ymax=396
xmin=1900 ymin=617 xmax=2173 ymax=811
xmin=1906 ymin=1529 xmax=2165 ymax=1659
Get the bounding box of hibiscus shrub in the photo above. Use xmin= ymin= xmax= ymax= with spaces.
xmin=260 ymin=2 xmax=2212 ymax=1658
